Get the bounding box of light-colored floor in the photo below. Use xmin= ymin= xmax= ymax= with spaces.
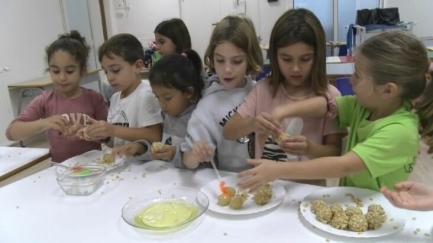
xmin=1 ymin=139 xmax=432 ymax=188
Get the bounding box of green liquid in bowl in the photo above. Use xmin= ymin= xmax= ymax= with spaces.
xmin=134 ymin=199 xmax=198 ymax=229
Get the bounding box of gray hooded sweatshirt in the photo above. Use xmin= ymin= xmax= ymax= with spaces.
xmin=179 ymin=75 xmax=255 ymax=172
xmin=135 ymin=104 xmax=196 ymax=165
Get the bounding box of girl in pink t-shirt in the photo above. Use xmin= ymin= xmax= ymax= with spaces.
xmin=224 ymin=9 xmax=344 ymax=186
xmin=6 ymin=31 xmax=108 ymax=162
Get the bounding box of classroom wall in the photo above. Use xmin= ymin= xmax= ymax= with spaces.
xmin=384 ymin=0 xmax=433 ymax=38
xmin=103 ymin=0 xmax=293 ymax=58
xmin=64 ymin=0 xmax=105 ymax=92
xmin=103 ymin=0 xmax=180 ymax=47
xmin=258 ymin=0 xmax=293 ymax=45
xmin=0 ymin=0 xmax=66 ymax=146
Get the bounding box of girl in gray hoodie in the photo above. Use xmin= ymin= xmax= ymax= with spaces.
xmin=181 ymin=15 xmax=263 ymax=172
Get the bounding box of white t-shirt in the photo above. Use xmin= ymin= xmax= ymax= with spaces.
xmin=108 ymin=81 xmax=163 ymax=146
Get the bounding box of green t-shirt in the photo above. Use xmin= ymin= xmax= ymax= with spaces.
xmin=336 ymin=96 xmax=419 ymax=191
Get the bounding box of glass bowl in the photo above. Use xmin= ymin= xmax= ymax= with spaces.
xmin=56 ymin=165 xmax=106 ymax=195
xmin=122 ymin=187 xmax=209 ymax=231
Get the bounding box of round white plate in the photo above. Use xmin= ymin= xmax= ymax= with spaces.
xmin=300 ymin=187 xmax=406 ymax=238
xmin=200 ymin=176 xmax=285 ymax=215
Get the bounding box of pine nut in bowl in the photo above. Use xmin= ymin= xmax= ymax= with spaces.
xmin=56 ymin=165 xmax=106 ymax=195
xmin=122 ymin=187 xmax=209 ymax=232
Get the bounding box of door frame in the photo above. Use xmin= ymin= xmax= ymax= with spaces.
xmin=58 ymin=0 xmax=99 ymax=69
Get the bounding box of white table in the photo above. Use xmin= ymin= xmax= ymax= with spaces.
xmin=0 ymin=147 xmax=50 ymax=181
xmin=1 ymin=159 xmax=432 ymax=243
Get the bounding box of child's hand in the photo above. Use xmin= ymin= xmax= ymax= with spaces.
xmin=279 ymin=135 xmax=310 ymax=156
xmin=76 ymin=127 xmax=87 ymax=140
xmin=76 ymin=126 xmax=105 ymax=141
xmin=254 ymin=112 xmax=281 ymax=137
xmin=41 ymin=115 xmax=69 ymax=131
xmin=381 ymin=182 xmax=433 ymax=211
xmin=112 ymin=143 xmax=144 ymax=157
xmin=63 ymin=124 xmax=85 ymax=140
xmin=192 ymin=141 xmax=213 ymax=162
xmin=237 ymin=159 xmax=282 ymax=192
xmin=151 ymin=145 xmax=176 ymax=161
xmin=84 ymin=118 xmax=115 ymax=139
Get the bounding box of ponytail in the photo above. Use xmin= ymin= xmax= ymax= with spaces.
xmin=415 ymin=72 xmax=433 ymax=153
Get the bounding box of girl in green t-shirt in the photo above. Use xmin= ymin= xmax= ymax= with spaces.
xmin=236 ymin=31 xmax=433 ymax=192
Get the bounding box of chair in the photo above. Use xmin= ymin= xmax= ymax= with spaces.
xmin=338 ymin=45 xmax=347 ymax=56
xmin=335 ymin=77 xmax=354 ymax=96
xmin=256 ymin=64 xmax=271 ymax=81
xmin=347 ymin=8 xmax=416 ymax=53
xmin=18 ymin=88 xmax=44 ymax=147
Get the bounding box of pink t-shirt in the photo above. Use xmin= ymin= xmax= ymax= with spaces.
xmin=6 ymin=88 xmax=108 ymax=162
xmin=238 ymin=79 xmax=342 ymax=161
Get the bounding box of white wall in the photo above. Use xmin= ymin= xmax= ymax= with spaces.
xmin=384 ymin=0 xmax=433 ymax=37
xmin=258 ymin=0 xmax=293 ymax=45
xmin=104 ymin=0 xmax=180 ymax=46
xmin=64 ymin=0 xmax=98 ymax=70
xmin=63 ymin=0 xmax=104 ymax=92
xmin=0 ymin=0 xmax=66 ymax=146
xmin=87 ymin=0 xmax=105 ymax=50
xmin=104 ymin=0 xmax=293 ymax=57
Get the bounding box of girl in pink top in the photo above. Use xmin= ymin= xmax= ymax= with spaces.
xmin=223 ymin=9 xmax=344 ymax=186
xmin=6 ymin=31 xmax=108 ymax=162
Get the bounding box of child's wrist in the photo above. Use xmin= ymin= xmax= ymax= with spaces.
xmin=111 ymin=125 xmax=118 ymax=137
xmin=275 ymin=162 xmax=288 ymax=179
xmin=135 ymin=143 xmax=146 ymax=155
xmin=273 ymin=106 xmax=287 ymax=121
xmin=36 ymin=120 xmax=47 ymax=131
xmin=304 ymin=140 xmax=315 ymax=157
xmin=249 ymin=117 xmax=257 ymax=130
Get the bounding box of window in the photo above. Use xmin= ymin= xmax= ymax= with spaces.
xmin=294 ymin=0 xmax=380 ymax=42
xmin=338 ymin=0 xmax=380 ymax=41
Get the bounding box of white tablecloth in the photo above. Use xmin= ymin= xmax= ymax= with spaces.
xmin=0 ymin=147 xmax=49 ymax=178
xmin=1 ymin=159 xmax=432 ymax=243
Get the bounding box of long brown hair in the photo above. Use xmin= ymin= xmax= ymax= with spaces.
xmin=268 ymin=8 xmax=328 ymax=97
xmin=358 ymin=31 xmax=433 ymax=153
xmin=154 ymin=18 xmax=191 ymax=53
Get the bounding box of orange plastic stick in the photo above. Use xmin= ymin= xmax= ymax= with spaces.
xmin=219 ymin=181 xmax=230 ymax=195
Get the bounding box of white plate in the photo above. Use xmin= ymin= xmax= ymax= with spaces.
xmin=56 ymin=150 xmax=126 ymax=174
xmin=300 ymin=187 xmax=406 ymax=238
xmin=200 ymin=176 xmax=285 ymax=215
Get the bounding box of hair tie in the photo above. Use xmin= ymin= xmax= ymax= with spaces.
xmin=181 ymin=52 xmax=187 ymax=58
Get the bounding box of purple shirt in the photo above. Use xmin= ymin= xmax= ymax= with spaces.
xmin=6 ymin=88 xmax=108 ymax=162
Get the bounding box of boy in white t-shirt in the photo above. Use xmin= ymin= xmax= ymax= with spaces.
xmin=82 ymin=34 xmax=163 ymax=147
